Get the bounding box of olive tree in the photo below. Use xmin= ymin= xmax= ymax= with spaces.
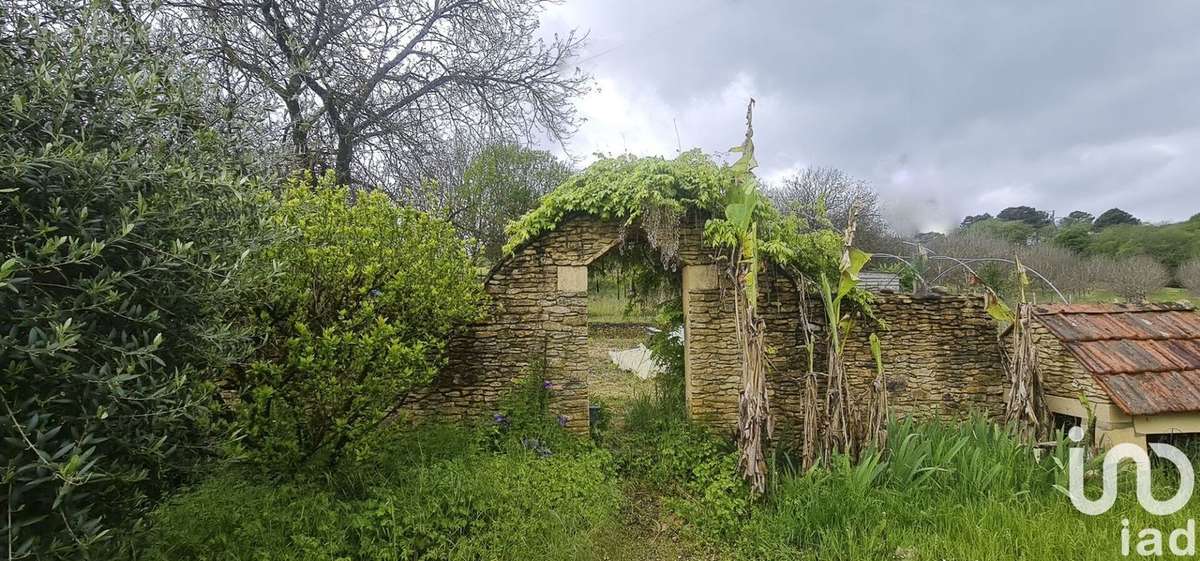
xmin=0 ymin=11 xmax=272 ymax=557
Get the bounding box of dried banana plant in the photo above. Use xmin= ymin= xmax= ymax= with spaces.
xmin=862 ymin=333 xmax=889 ymax=452
xmin=723 ymin=100 xmax=772 ymax=494
xmin=796 ymin=276 xmax=822 ymax=470
xmin=1000 ymin=259 xmax=1047 ymax=439
xmin=805 ymin=204 xmax=887 ymax=466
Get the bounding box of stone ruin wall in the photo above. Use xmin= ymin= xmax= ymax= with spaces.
xmin=407 ymin=215 xmax=1009 ymax=434
xmin=843 ymin=294 xmax=1008 ymax=420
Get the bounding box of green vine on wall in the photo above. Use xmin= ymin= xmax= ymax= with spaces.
xmin=503 ymin=150 xmax=843 ymax=282
xmin=502 ymin=102 xmax=880 ymax=492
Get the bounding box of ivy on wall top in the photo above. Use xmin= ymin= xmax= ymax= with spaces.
xmin=502 ymin=149 xmax=843 ymax=281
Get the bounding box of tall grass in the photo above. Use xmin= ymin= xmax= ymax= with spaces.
xmin=729 ymin=415 xmax=1199 ymax=561
xmin=119 ymin=424 xmax=623 ymax=561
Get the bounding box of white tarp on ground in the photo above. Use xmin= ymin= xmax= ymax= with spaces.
xmin=607 ymin=326 xmax=683 ymax=380
xmin=608 ymin=344 xmax=663 ymax=380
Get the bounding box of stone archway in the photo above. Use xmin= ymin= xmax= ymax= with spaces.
xmin=406 ymin=214 xmax=814 ymax=434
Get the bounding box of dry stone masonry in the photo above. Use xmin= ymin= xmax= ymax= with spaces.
xmin=407 ymin=216 xmax=1009 ymax=436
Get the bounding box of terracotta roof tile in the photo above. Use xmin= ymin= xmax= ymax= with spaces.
xmin=1032 ymin=303 xmax=1200 ymax=415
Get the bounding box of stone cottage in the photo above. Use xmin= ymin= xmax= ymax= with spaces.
xmin=1031 ymin=303 xmax=1200 ymax=448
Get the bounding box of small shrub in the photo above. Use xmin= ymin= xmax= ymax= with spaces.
xmin=613 ymin=404 xmax=749 ymax=541
xmin=229 ymin=174 xmax=485 ymax=468
xmin=478 ymin=367 xmax=582 ymax=455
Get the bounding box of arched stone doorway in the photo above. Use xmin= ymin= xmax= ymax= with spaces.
xmin=406 ymin=214 xmax=813 ymax=434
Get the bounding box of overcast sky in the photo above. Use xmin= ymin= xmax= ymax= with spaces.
xmin=538 ymin=1 xmax=1200 ymax=233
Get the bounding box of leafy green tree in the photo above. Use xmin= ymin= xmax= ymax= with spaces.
xmin=457 ymin=144 xmax=572 ymax=262
xmin=1052 ymin=222 xmax=1092 ymax=253
xmin=1093 ymin=208 xmax=1141 ymax=230
xmin=996 ymin=206 xmax=1053 ymax=228
xmin=959 ymin=213 xmax=992 ymax=229
xmin=963 ymin=218 xmax=1036 ymax=245
xmin=1087 ymin=223 xmax=1200 ymax=271
xmin=232 ymin=174 xmax=485 ymax=468
xmin=1058 ymin=210 xmax=1094 ymax=228
xmin=0 ymin=12 xmax=271 ymax=557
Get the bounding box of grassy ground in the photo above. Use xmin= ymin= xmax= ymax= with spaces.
xmin=589 ymin=287 xmax=658 ymax=324
xmin=1070 ymin=286 xmax=1197 ymax=305
xmin=120 ymin=408 xmax=1200 ymax=561
xmin=118 ymin=324 xmax=1200 ymax=560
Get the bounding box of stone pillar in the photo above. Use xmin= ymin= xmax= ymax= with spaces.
xmin=552 ymin=265 xmax=589 ymax=433
xmin=556 ymin=266 xmax=587 ymax=292
xmin=682 ymin=264 xmax=720 ymax=421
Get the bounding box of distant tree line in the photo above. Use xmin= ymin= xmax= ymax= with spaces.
xmin=925 ymin=203 xmax=1200 ymax=302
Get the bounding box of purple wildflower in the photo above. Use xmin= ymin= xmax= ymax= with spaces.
xmin=557 ymin=415 xmax=568 ymax=427
xmin=493 ymin=412 xmax=508 ymax=426
xmin=542 ymin=380 xmax=554 ymax=390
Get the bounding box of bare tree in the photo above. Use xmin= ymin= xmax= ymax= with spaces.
xmin=1014 ymin=244 xmax=1090 ymax=299
xmin=926 ymin=230 xmax=1091 ymax=300
xmin=1177 ymin=258 xmax=1200 ymax=295
xmin=1089 ymin=255 xmax=1170 ymax=303
xmin=161 ymin=0 xmax=589 ymax=188
xmin=768 ymin=167 xmax=893 ymax=252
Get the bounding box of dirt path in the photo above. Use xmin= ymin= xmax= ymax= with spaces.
xmin=586 ymin=324 xmax=725 ymax=561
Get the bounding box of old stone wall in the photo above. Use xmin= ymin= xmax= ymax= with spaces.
xmin=682 ymin=265 xmax=809 ymax=434
xmin=843 ymin=293 xmax=1007 ymax=419
xmin=407 ymin=215 xmax=719 ymax=433
xmin=408 ymin=214 xmax=1009 ymax=435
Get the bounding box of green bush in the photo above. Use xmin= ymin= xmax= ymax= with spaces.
xmin=124 ymin=426 xmax=622 ymax=561
xmin=0 ymin=12 xmax=271 ymax=557
xmin=613 ymin=402 xmax=749 ymax=542
xmin=229 ymin=174 xmax=485 ymax=468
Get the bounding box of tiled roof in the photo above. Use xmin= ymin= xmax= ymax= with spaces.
xmin=1032 ymin=303 xmax=1200 ymax=416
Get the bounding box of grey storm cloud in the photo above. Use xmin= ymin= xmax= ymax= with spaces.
xmin=540 ymin=0 xmax=1200 ymax=233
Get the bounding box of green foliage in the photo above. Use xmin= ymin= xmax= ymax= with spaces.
xmin=646 ymin=303 xmax=686 ymax=417
xmin=1093 ymin=207 xmax=1141 ymax=230
xmin=1085 ymin=221 xmax=1200 ymax=271
xmin=713 ymin=417 xmax=1184 ymax=561
xmin=122 ymin=425 xmax=622 ymax=561
xmin=503 ymin=150 xmax=842 ymax=281
xmin=959 ymin=213 xmax=992 ymax=228
xmin=1058 ymin=210 xmax=1095 ymax=228
xmin=230 ymin=174 xmax=485 ymax=468
xmin=996 ymin=205 xmax=1052 ymax=228
xmin=612 ymin=404 xmax=750 ymax=541
xmin=0 ymin=12 xmax=272 ymax=557
xmin=504 ymin=150 xmax=727 ymax=254
xmin=457 ymin=144 xmax=573 ymax=262
xmin=1052 ymin=221 xmax=1092 ymax=253
xmin=479 ymin=366 xmax=584 ymax=455
xmin=962 ymin=217 xmax=1039 ymax=245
